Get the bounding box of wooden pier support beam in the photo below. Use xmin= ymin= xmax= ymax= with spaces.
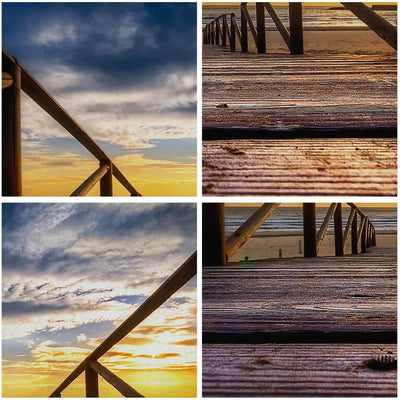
xmin=303 ymin=203 xmax=317 ymax=257
xmin=241 ymin=4 xmax=248 ymax=52
xmin=222 ymin=16 xmax=227 ymax=46
xmin=85 ymin=361 xmax=99 ymax=397
xmin=289 ymin=3 xmax=304 ymax=55
xmin=351 ymin=212 xmax=358 ymax=254
xmin=334 ymin=203 xmax=344 ymax=256
xmin=100 ymin=161 xmax=113 ymax=196
xmin=341 ymin=2 xmax=397 ymax=50
xmin=230 ymin=14 xmax=236 ymax=51
xmin=203 ymin=203 xmax=226 ymax=265
xmin=2 ymin=58 xmax=22 ymax=196
xmin=361 ymin=217 xmax=367 ymax=253
xmin=256 ymin=2 xmax=266 ymax=53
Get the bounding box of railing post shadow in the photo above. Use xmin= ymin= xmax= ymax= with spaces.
xmin=203 ymin=203 xmax=226 ymax=265
xmin=256 ymin=2 xmax=266 ymax=53
xmin=241 ymin=3 xmax=248 ymax=52
xmin=100 ymin=161 xmax=113 ymax=196
xmin=351 ymin=212 xmax=358 ymax=254
xmin=289 ymin=3 xmax=304 ymax=55
xmin=2 ymin=59 xmax=22 ymax=196
xmin=85 ymin=360 xmax=99 ymax=397
xmin=334 ymin=203 xmax=344 ymax=256
xmin=303 ymin=203 xmax=317 ymax=257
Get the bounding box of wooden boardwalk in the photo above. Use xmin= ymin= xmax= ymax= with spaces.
xmin=203 ymin=248 xmax=397 ymax=397
xmin=202 ymin=47 xmax=397 ymax=196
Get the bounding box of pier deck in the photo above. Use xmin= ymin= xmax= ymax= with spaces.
xmin=203 ymin=248 xmax=397 ymax=397
xmin=202 ymin=47 xmax=397 ymax=196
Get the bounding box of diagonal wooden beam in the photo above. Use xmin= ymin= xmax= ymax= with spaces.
xmin=226 ymin=203 xmax=280 ymax=260
xmin=343 ymin=207 xmax=356 ymax=248
xmin=341 ymin=2 xmax=397 ymax=49
xmin=316 ymin=203 xmax=337 ymax=253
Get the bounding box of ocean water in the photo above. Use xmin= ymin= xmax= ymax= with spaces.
xmin=202 ymin=4 xmax=397 ymax=29
xmin=225 ymin=206 xmax=397 ymax=234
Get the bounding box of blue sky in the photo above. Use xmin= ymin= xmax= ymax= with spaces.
xmin=2 ymin=203 xmax=197 ymax=396
xmin=2 ymin=3 xmax=197 ymax=195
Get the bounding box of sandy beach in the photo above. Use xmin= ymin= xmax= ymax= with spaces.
xmin=227 ymin=232 xmax=397 ymax=262
xmin=224 ymin=29 xmax=397 ymax=56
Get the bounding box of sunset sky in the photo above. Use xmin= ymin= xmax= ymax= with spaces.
xmin=2 ymin=203 xmax=197 ymax=397
xmin=2 ymin=3 xmax=197 ymax=196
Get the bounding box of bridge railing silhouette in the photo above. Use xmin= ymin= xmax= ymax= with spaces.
xmin=203 ymin=203 xmax=376 ymax=265
xmin=49 ymin=252 xmax=196 ymax=397
xmin=2 ymin=49 xmax=141 ymax=196
xmin=203 ymin=2 xmax=396 ymax=54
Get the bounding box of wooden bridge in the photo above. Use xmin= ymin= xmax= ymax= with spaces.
xmin=202 ymin=3 xmax=397 ymax=196
xmin=202 ymin=204 xmax=396 ymax=396
xmin=2 ymin=49 xmax=141 ymax=196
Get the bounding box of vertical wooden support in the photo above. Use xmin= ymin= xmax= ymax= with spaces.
xmin=241 ymin=4 xmax=248 ymax=52
xmin=361 ymin=218 xmax=367 ymax=253
xmin=203 ymin=203 xmax=225 ymax=265
xmin=334 ymin=203 xmax=343 ymax=256
xmin=351 ymin=212 xmax=358 ymax=254
xmin=231 ymin=14 xmax=236 ymax=52
xmin=2 ymin=61 xmax=22 ymax=196
xmin=211 ymin=22 xmax=215 ymax=44
xmin=289 ymin=3 xmax=304 ymax=55
xmin=303 ymin=203 xmax=317 ymax=258
xmin=100 ymin=161 xmax=112 ymax=196
xmin=372 ymin=228 xmax=376 ymax=247
xmin=222 ymin=17 xmax=227 ymax=46
xmin=216 ymin=20 xmax=220 ymax=45
xmin=256 ymin=2 xmax=266 ymax=53
xmin=85 ymin=361 xmax=99 ymax=397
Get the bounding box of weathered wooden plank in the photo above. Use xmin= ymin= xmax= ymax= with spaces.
xmin=203 ymin=343 xmax=397 ymax=397
xmin=203 ymin=249 xmax=397 ymax=335
xmin=203 ymin=50 xmax=396 ymax=130
xmin=203 ymin=138 xmax=397 ymax=196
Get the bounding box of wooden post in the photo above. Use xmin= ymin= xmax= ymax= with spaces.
xmin=100 ymin=161 xmax=112 ymax=196
xmin=303 ymin=203 xmax=317 ymax=257
xmin=256 ymin=2 xmax=266 ymax=53
xmin=231 ymin=14 xmax=236 ymax=52
xmin=341 ymin=2 xmax=397 ymax=50
xmin=241 ymin=3 xmax=248 ymax=52
xmin=372 ymin=228 xmax=376 ymax=247
xmin=222 ymin=16 xmax=227 ymax=46
xmin=211 ymin=22 xmax=214 ymax=44
xmin=351 ymin=212 xmax=358 ymax=254
xmin=2 ymin=60 xmax=22 ymax=196
xmin=216 ymin=19 xmax=220 ymax=45
xmin=334 ymin=203 xmax=344 ymax=256
xmin=85 ymin=361 xmax=99 ymax=397
xmin=289 ymin=3 xmax=304 ymax=55
xmin=203 ymin=203 xmax=226 ymax=265
xmin=361 ymin=217 xmax=367 ymax=253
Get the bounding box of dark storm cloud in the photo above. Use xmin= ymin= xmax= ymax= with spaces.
xmin=2 ymin=3 xmax=196 ymax=88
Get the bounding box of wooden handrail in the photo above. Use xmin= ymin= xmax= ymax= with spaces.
xmin=226 ymin=203 xmax=280 ymax=260
xmin=50 ymin=251 xmax=196 ymax=397
xmin=70 ymin=164 xmax=110 ymax=196
xmin=2 ymin=49 xmax=141 ymax=196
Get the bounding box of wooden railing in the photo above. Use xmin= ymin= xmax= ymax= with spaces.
xmin=2 ymin=49 xmax=141 ymax=196
xmin=49 ymin=252 xmax=196 ymax=397
xmin=203 ymin=203 xmax=376 ymax=265
xmin=203 ymin=2 xmax=396 ymax=54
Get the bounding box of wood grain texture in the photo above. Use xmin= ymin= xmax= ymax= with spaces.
xmin=202 ymin=137 xmax=397 ymax=196
xmin=203 ymin=343 xmax=397 ymax=397
xmin=203 ymin=49 xmax=397 ymax=130
xmin=203 ymin=248 xmax=397 ymax=335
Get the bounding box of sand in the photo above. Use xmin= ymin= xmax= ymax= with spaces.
xmin=228 ymin=29 xmax=396 ymax=56
xmin=228 ymin=232 xmax=397 ymax=262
